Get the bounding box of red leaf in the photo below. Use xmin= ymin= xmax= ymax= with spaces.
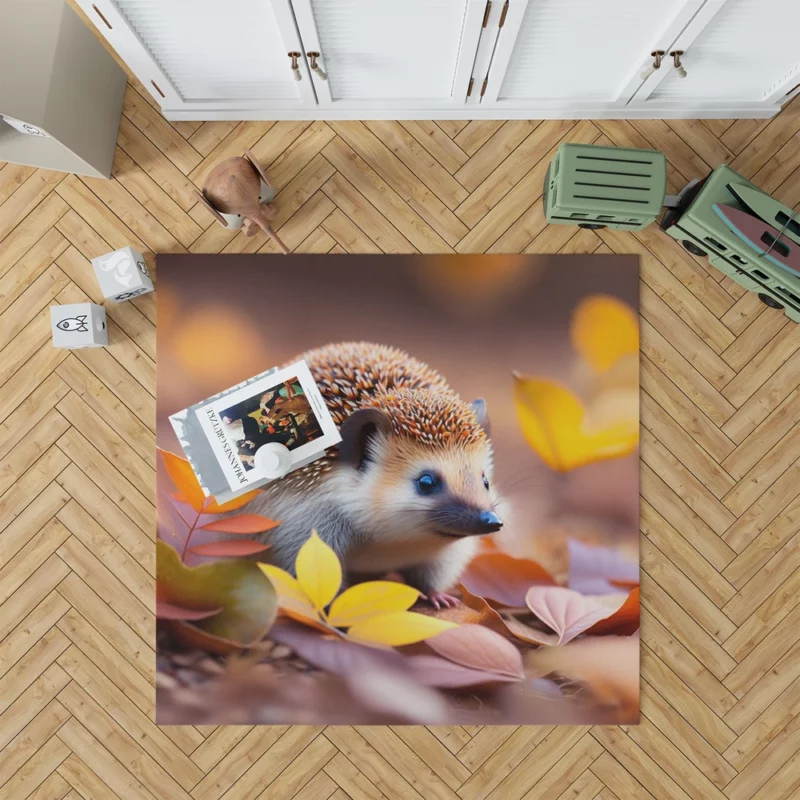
xmin=460 ymin=552 xmax=556 ymax=608
xmin=187 ymin=540 xmax=271 ymax=557
xmin=156 ymin=601 xmax=222 ymax=620
xmin=200 ymin=514 xmax=280 ymax=535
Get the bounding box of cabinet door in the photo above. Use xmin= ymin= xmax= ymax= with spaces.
xmin=634 ymin=0 xmax=800 ymax=108
xmin=480 ymin=0 xmax=704 ymax=109
xmin=77 ymin=0 xmax=316 ymax=112
xmin=289 ymin=0 xmax=486 ymax=108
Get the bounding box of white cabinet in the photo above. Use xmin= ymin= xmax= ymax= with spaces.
xmin=631 ymin=0 xmax=800 ymax=109
xmin=479 ymin=0 xmax=706 ymax=108
xmin=83 ymin=0 xmax=317 ymax=112
xmin=76 ymin=0 xmax=800 ymax=120
xmin=290 ymin=0 xmax=486 ymax=108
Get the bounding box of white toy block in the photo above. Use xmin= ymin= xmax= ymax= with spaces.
xmin=51 ymin=303 xmax=107 ymax=349
xmin=91 ymin=246 xmax=154 ymax=302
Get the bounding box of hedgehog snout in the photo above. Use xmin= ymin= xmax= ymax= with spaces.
xmin=427 ymin=501 xmax=504 ymax=537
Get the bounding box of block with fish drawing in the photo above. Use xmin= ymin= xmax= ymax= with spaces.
xmin=50 ymin=303 xmax=108 ymax=349
xmin=91 ymin=246 xmax=154 ymax=302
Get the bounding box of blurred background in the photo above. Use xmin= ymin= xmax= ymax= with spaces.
xmin=157 ymin=254 xmax=639 ymax=576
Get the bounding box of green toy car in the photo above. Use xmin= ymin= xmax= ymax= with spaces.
xmin=660 ymin=165 xmax=800 ymax=323
xmin=544 ymin=143 xmax=667 ymax=231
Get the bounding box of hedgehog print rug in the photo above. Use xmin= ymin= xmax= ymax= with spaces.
xmin=155 ymin=253 xmax=640 ymax=725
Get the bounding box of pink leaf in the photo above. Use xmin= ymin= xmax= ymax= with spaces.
xmin=199 ymin=514 xmax=280 ymax=535
xmin=525 ymin=586 xmax=614 ymax=645
xmin=426 ymin=623 xmax=524 ymax=679
xmin=156 ymin=601 xmax=222 ymax=621
xmin=568 ymin=539 xmax=639 ymax=595
xmin=407 ymin=655 xmax=520 ymax=688
xmin=187 ymin=540 xmax=271 ymax=557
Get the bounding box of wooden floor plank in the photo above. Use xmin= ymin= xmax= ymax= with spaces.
xmin=1 ymin=46 xmax=798 ymax=797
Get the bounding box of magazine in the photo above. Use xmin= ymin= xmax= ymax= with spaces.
xmin=169 ymin=360 xmax=341 ymax=504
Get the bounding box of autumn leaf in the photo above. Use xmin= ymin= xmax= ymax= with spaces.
xmin=528 ymin=635 xmax=639 ymax=717
xmin=156 ymin=601 xmax=222 ymax=621
xmin=258 ymin=532 xmax=458 ymax=646
xmin=585 ymin=587 xmax=640 ymax=636
xmin=407 ymin=655 xmax=521 ymax=688
xmin=460 ymin=552 xmax=556 ymax=608
xmin=525 ymin=586 xmax=621 ymax=645
xmin=571 ymin=295 xmax=639 ymax=373
xmin=296 ymin=530 xmax=342 ymax=611
xmin=348 ymin=611 xmax=456 ymax=647
xmin=327 ymin=582 xmax=420 ymax=627
xmin=498 ymin=609 xmax=560 ymax=647
xmin=425 ymin=624 xmax=524 ymax=680
xmin=157 ymin=540 xmax=277 ymax=646
xmin=257 ymin=563 xmax=330 ymax=632
xmin=199 ymin=514 xmax=280 ymax=534
xmin=204 ymin=490 xmax=262 ymax=514
xmin=187 ymin=540 xmax=271 ymax=558
xmin=568 ymin=539 xmax=639 ymax=595
xmin=514 ymin=375 xmax=638 ymax=472
xmin=160 ymin=449 xmax=206 ymax=512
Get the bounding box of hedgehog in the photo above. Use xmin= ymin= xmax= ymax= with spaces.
xmin=242 ymin=342 xmax=503 ymax=608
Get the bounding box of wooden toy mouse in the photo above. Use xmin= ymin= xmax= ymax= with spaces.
xmin=197 ymin=149 xmax=289 ymax=254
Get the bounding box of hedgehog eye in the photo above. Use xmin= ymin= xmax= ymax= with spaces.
xmin=415 ymin=472 xmax=442 ymax=495
xmin=483 ymin=474 xmax=490 ymax=490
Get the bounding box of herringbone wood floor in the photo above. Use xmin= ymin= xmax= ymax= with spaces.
xmin=3 ymin=22 xmax=800 ymax=797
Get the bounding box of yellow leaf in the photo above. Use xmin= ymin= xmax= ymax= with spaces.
xmin=295 ymin=531 xmax=342 ymax=611
xmin=347 ymin=611 xmax=457 ymax=646
xmin=514 ymin=376 xmax=638 ymax=472
xmin=160 ymin=449 xmax=206 ymax=512
xmin=571 ymin=295 xmax=639 ymax=373
xmin=328 ymin=582 xmax=420 ymax=627
xmin=257 ymin=564 xmax=312 ymax=606
xmin=258 ymin=563 xmax=329 ymax=631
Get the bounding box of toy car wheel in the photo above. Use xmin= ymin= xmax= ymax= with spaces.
xmin=682 ymin=240 xmax=707 ymax=257
xmin=578 ymin=223 xmax=606 ymax=230
xmin=758 ymin=293 xmax=784 ymax=310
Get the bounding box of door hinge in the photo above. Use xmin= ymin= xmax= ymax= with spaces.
xmin=499 ymin=0 xmax=509 ymax=27
xmin=467 ymin=77 xmax=474 ymax=97
xmin=482 ymin=0 xmax=492 ymax=27
xmin=480 ymin=77 xmax=488 ymax=97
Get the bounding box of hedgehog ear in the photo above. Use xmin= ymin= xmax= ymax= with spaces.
xmin=339 ymin=408 xmax=392 ymax=470
xmin=471 ymin=398 xmax=491 ymax=435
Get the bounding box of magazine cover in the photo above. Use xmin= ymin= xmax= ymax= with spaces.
xmin=156 ymin=254 xmax=640 ymax=726
xmin=170 ymin=360 xmax=340 ymax=502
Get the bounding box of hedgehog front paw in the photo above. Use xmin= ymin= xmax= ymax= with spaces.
xmin=421 ymin=590 xmax=460 ymax=610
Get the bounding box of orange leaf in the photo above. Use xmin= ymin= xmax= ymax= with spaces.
xmin=160 ymin=449 xmax=205 ymax=512
xmin=585 ymin=587 xmax=639 ymax=636
xmin=529 ymin=636 xmax=639 ymax=718
xmin=200 ymin=514 xmax=280 ymax=535
xmin=187 ymin=540 xmax=271 ymax=558
xmin=204 ymin=490 xmax=261 ymax=514
xmin=460 ymin=585 xmax=559 ymax=646
xmin=460 ymin=552 xmax=556 ymax=608
xmin=156 ymin=601 xmax=222 ymax=621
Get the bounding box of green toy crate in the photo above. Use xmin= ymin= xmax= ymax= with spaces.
xmin=544 ymin=143 xmax=667 ymax=231
xmin=661 ymin=164 xmax=800 ymax=323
